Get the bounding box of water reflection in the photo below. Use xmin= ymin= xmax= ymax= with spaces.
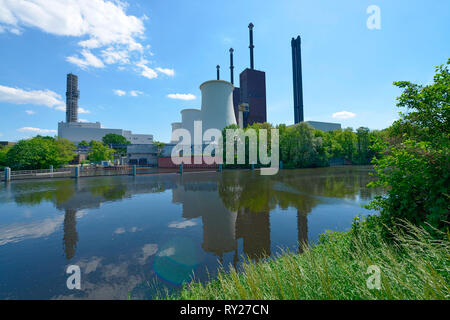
xmin=0 ymin=166 xmax=381 ymax=299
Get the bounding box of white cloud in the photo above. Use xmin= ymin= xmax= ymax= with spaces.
xmin=113 ymin=89 xmax=126 ymax=96
xmin=66 ymin=49 xmax=104 ymax=69
xmin=101 ymin=47 xmax=130 ymax=64
xmin=78 ymin=118 xmax=89 ymax=123
xmin=78 ymin=107 xmax=90 ymax=114
xmin=25 ymin=110 xmax=35 ymax=115
xmin=168 ymin=220 xmax=197 ymax=229
xmin=114 ymin=89 xmax=143 ymax=97
xmin=157 ymin=247 xmax=175 ymax=257
xmin=0 ymin=0 xmax=145 ymax=50
xmin=156 ymin=67 xmax=175 ymax=77
xmin=0 ymin=0 xmax=167 ymax=79
xmin=139 ymin=243 xmax=158 ymax=264
xmin=137 ymin=60 xmax=158 ymax=79
xmin=0 ymin=85 xmax=64 ymax=108
xmin=0 ymin=215 xmax=64 ymax=246
xmin=114 ymin=227 xmax=125 ymax=234
xmin=17 ymin=127 xmax=56 ymax=134
xmin=332 ymin=111 xmax=356 ymax=119
xmin=167 ymin=93 xmax=196 ymax=101
xmin=129 ymin=90 xmax=143 ymax=97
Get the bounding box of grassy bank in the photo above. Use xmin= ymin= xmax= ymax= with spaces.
xmin=167 ymin=218 xmax=449 ymax=300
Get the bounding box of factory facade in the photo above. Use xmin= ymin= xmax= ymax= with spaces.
xmin=58 ymin=73 xmax=153 ymax=145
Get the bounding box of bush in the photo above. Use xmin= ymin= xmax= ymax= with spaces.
xmin=368 ymin=59 xmax=450 ymax=233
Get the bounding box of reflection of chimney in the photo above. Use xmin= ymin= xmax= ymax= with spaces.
xmin=63 ymin=209 xmax=78 ymax=260
xmin=297 ymin=211 xmax=308 ymax=254
xmin=229 ymin=48 xmax=234 ymax=84
xmin=248 ymin=23 xmax=254 ymax=70
xmin=216 ymin=65 xmax=220 ymax=80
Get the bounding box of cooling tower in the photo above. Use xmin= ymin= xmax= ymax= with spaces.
xmin=180 ymin=109 xmax=201 ymax=140
xmin=200 ymin=80 xmax=237 ymax=132
xmin=170 ymin=122 xmax=182 ymax=143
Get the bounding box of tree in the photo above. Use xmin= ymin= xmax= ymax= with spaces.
xmin=369 ymin=59 xmax=449 ymax=233
xmin=88 ymin=140 xmax=114 ymax=162
xmin=78 ymin=140 xmax=89 ymax=148
xmin=102 ymin=134 xmax=130 ymax=146
xmin=55 ymin=138 xmax=77 ymax=164
xmin=153 ymin=141 xmax=165 ymax=157
xmin=5 ymin=136 xmax=75 ymax=170
xmin=356 ymin=127 xmax=370 ymax=164
xmin=280 ymin=122 xmax=325 ymax=168
xmin=102 ymin=134 xmax=130 ymax=157
xmin=0 ymin=145 xmax=11 ymax=168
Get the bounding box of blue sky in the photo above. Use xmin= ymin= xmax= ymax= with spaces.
xmin=0 ymin=0 xmax=449 ymax=142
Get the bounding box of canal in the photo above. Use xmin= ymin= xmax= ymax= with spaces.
xmin=0 ymin=166 xmax=382 ymax=299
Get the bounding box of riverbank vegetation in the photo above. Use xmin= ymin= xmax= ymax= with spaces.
xmin=169 ymin=218 xmax=449 ymax=300
xmin=168 ymin=59 xmax=449 ymax=300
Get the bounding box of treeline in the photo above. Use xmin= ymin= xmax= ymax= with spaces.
xmin=0 ymin=133 xmax=128 ymax=170
xmin=222 ymin=122 xmax=387 ymax=168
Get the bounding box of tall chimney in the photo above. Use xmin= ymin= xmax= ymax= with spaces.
xmin=216 ymin=65 xmax=220 ymax=80
xmin=248 ymin=23 xmax=254 ymax=70
xmin=229 ymin=48 xmax=234 ymax=84
xmin=66 ymin=73 xmax=79 ymax=123
xmin=292 ymin=36 xmax=304 ymax=123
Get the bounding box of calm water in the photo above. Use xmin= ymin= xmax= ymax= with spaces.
xmin=0 ymin=166 xmax=381 ymax=299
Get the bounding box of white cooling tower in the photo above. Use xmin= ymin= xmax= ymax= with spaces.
xmin=200 ymin=80 xmax=237 ymax=132
xmin=181 ymin=109 xmax=201 ymax=140
xmin=170 ymin=122 xmax=182 ymax=143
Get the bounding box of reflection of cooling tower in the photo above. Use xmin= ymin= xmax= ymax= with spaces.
xmin=171 ymin=122 xmax=182 ymax=143
xmin=200 ymin=80 xmax=237 ymax=132
xmin=202 ymin=210 xmax=237 ymax=257
xmin=181 ymin=109 xmax=201 ymax=140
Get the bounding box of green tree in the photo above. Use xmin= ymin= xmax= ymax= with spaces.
xmin=0 ymin=145 xmax=12 ymax=169
xmin=280 ymin=122 xmax=325 ymax=168
xmin=153 ymin=141 xmax=165 ymax=157
xmin=102 ymin=134 xmax=130 ymax=146
xmin=102 ymin=134 xmax=130 ymax=157
xmin=369 ymin=59 xmax=450 ymax=233
xmin=78 ymin=140 xmax=89 ymax=147
xmin=356 ymin=127 xmax=370 ymax=164
xmin=88 ymin=140 xmax=114 ymax=162
xmin=5 ymin=136 xmax=75 ymax=170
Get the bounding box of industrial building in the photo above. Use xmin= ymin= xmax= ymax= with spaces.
xmin=305 ymin=121 xmax=341 ymax=132
xmin=231 ymin=23 xmax=267 ymax=127
xmin=58 ymin=73 xmax=153 ymax=145
xmin=169 ymin=22 xmax=267 ymax=143
xmin=170 ymin=79 xmax=237 ymax=144
xmin=58 ymin=121 xmax=153 ymax=145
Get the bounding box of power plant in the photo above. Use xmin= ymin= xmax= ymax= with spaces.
xmin=171 ymin=22 xmax=267 ymax=143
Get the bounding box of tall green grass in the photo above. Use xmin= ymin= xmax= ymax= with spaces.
xmin=167 ymin=219 xmax=449 ymax=300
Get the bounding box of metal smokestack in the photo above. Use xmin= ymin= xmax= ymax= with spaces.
xmin=248 ymin=23 xmax=254 ymax=70
xmin=216 ymin=65 xmax=220 ymax=80
xmin=229 ymin=48 xmax=234 ymax=84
